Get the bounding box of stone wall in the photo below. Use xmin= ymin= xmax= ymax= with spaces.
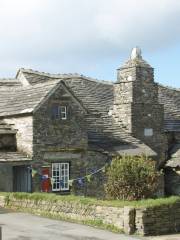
xmin=136 ymin=203 xmax=180 ymax=235
xmin=4 ymin=116 xmax=33 ymax=156
xmin=1 ymin=196 xmax=134 ymax=234
xmin=32 ymin=84 xmax=109 ymax=196
xmin=1 ymin=194 xmax=180 ymax=236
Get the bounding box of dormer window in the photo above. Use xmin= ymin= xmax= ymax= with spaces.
xmin=52 ymin=105 xmax=67 ymax=120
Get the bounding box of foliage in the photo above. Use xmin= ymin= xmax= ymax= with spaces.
xmin=105 ymin=155 xmax=162 ymax=200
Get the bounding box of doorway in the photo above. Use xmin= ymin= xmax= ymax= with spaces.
xmin=13 ymin=165 xmax=32 ymax=192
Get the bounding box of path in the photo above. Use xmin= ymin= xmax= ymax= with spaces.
xmin=0 ymin=208 xmax=142 ymax=240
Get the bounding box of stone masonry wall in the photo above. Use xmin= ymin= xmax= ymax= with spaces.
xmin=114 ymin=64 xmax=167 ymax=166
xmin=4 ymin=116 xmax=33 ymax=156
xmin=1 ymin=195 xmax=180 ymax=236
xmin=136 ymin=203 xmax=180 ymax=236
xmin=32 ymin=84 xmax=109 ymax=196
xmin=131 ymin=103 xmax=167 ymax=165
xmin=0 ymin=196 xmax=135 ymax=235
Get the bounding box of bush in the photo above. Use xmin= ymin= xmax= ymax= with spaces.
xmin=105 ymin=155 xmax=162 ymax=200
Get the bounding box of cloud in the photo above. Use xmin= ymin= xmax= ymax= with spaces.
xmin=0 ymin=0 xmax=179 ymax=77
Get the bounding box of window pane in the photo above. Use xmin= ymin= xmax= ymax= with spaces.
xmin=52 ymin=105 xmax=59 ymax=119
xmin=52 ymin=163 xmax=69 ymax=191
xmin=144 ymin=128 xmax=153 ymax=136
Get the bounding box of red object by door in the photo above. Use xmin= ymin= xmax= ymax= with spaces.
xmin=41 ymin=167 xmax=51 ymax=192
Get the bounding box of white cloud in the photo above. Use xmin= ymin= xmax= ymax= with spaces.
xmin=0 ymin=0 xmax=179 ymax=77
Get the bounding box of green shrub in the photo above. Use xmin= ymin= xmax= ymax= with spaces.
xmin=105 ymin=155 xmax=162 ymax=200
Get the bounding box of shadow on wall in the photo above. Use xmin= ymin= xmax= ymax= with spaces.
xmin=165 ymin=168 xmax=180 ymax=196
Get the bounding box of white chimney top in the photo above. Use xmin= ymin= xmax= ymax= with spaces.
xmin=130 ymin=47 xmax=142 ymax=60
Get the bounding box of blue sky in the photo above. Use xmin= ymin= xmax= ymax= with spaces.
xmin=0 ymin=0 xmax=180 ymax=88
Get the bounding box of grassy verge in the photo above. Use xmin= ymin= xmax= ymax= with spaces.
xmin=1 ymin=192 xmax=180 ymax=208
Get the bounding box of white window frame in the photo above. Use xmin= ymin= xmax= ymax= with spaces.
xmin=60 ymin=106 xmax=67 ymax=120
xmin=52 ymin=163 xmax=69 ymax=191
xmin=52 ymin=105 xmax=67 ymax=120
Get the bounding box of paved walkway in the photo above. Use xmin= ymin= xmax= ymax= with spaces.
xmin=144 ymin=235 xmax=180 ymax=240
xmin=0 ymin=208 xmax=141 ymax=240
xmin=1 ymin=208 xmax=180 ymax=240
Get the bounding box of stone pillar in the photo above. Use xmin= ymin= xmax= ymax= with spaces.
xmin=123 ymin=207 xmax=136 ymax=234
xmin=0 ymin=196 xmax=5 ymax=207
xmin=113 ymin=47 xmax=167 ymax=165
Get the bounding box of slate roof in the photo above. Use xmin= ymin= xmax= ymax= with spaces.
xmin=0 ymin=79 xmax=21 ymax=88
xmin=0 ymin=79 xmax=61 ymax=117
xmin=158 ymin=85 xmax=180 ymax=131
xmin=15 ymin=69 xmax=180 ymax=132
xmin=0 ymin=68 xmax=179 ymax=156
xmin=0 ymin=152 xmax=32 ymax=163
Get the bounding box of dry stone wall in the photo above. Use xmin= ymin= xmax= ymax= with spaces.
xmin=136 ymin=203 xmax=180 ymax=235
xmin=1 ymin=195 xmax=180 ymax=236
xmin=1 ymin=196 xmax=134 ymax=234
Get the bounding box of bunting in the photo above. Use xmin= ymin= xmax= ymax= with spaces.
xmin=86 ymin=175 xmax=91 ymax=182
xmin=30 ymin=164 xmax=107 ymax=188
xmin=31 ymin=169 xmax=37 ymax=178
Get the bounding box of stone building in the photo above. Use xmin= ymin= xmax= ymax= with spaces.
xmin=0 ymin=48 xmax=179 ymax=196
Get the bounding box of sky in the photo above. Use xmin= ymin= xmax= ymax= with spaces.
xmin=0 ymin=0 xmax=180 ymax=87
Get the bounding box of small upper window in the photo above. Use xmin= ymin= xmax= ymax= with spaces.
xmin=144 ymin=128 xmax=153 ymax=137
xmin=60 ymin=106 xmax=67 ymax=120
xmin=52 ymin=105 xmax=67 ymax=120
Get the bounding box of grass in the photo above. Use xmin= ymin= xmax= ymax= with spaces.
xmin=1 ymin=192 xmax=180 ymax=208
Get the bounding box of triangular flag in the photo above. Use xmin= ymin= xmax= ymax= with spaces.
xmin=50 ymin=177 xmax=55 ymax=185
xmin=32 ymin=169 xmax=37 ymax=178
xmin=78 ymin=178 xmax=84 ymax=186
xmin=68 ymin=179 xmax=74 ymax=187
xmin=86 ymin=175 xmax=91 ymax=182
xmin=102 ymin=167 xmax=106 ymax=173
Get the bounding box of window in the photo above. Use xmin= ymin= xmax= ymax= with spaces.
xmin=52 ymin=163 xmax=69 ymax=191
xmin=52 ymin=105 xmax=59 ymax=119
xmin=60 ymin=106 xmax=67 ymax=120
xmin=144 ymin=128 xmax=153 ymax=137
xmin=52 ymin=105 xmax=67 ymax=120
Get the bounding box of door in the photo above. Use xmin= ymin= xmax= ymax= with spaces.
xmin=13 ymin=165 xmax=32 ymax=192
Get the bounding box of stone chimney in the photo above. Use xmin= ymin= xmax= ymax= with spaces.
xmin=113 ymin=47 xmax=166 ymax=164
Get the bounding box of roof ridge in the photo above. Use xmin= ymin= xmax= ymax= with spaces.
xmin=158 ymin=83 xmax=180 ymax=92
xmin=0 ymin=79 xmax=61 ymax=91
xmin=0 ymin=78 xmax=17 ymax=81
xmin=19 ymin=68 xmax=113 ymax=85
